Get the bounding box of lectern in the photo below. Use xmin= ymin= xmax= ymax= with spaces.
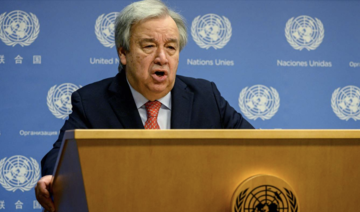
xmin=52 ymin=130 xmax=360 ymax=212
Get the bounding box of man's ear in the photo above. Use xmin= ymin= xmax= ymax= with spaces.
xmin=118 ymin=47 xmax=127 ymax=65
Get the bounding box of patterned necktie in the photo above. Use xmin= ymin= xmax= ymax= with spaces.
xmin=144 ymin=101 xmax=161 ymax=129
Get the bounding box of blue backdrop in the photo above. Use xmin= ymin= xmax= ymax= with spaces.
xmin=0 ymin=0 xmax=359 ymax=210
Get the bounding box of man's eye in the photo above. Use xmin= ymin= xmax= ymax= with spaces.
xmin=144 ymin=45 xmax=154 ymax=48
xmin=167 ymin=46 xmax=176 ymax=50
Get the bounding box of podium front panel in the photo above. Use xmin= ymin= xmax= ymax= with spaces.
xmin=53 ymin=130 xmax=360 ymax=212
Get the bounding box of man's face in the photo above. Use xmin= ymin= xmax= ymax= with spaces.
xmin=118 ymin=16 xmax=180 ymax=101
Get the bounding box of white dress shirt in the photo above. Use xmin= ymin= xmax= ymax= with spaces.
xmin=127 ymin=80 xmax=171 ymax=129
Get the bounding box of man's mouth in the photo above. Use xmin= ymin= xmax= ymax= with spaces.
xmin=155 ymin=71 xmax=165 ymax=77
xmin=152 ymin=70 xmax=167 ymax=82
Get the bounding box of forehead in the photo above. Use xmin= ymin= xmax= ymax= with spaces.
xmin=130 ymin=16 xmax=179 ymax=41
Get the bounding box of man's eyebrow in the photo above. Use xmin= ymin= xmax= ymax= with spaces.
xmin=139 ymin=38 xmax=156 ymax=43
xmin=139 ymin=38 xmax=179 ymax=43
xmin=165 ymin=38 xmax=179 ymax=43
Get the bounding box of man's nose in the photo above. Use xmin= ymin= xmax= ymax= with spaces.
xmin=154 ymin=47 xmax=168 ymax=65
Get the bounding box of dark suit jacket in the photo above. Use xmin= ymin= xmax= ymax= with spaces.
xmin=41 ymin=70 xmax=254 ymax=176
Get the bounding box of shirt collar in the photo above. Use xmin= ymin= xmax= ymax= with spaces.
xmin=127 ymin=78 xmax=172 ymax=110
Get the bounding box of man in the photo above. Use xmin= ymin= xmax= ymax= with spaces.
xmin=35 ymin=0 xmax=254 ymax=211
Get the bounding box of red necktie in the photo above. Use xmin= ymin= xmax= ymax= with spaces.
xmin=144 ymin=101 xmax=161 ymax=129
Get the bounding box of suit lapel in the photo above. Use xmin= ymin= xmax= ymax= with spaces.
xmin=108 ymin=71 xmax=144 ymax=129
xmin=171 ymin=77 xmax=194 ymax=129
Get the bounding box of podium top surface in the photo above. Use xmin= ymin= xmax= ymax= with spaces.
xmin=64 ymin=129 xmax=360 ymax=140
